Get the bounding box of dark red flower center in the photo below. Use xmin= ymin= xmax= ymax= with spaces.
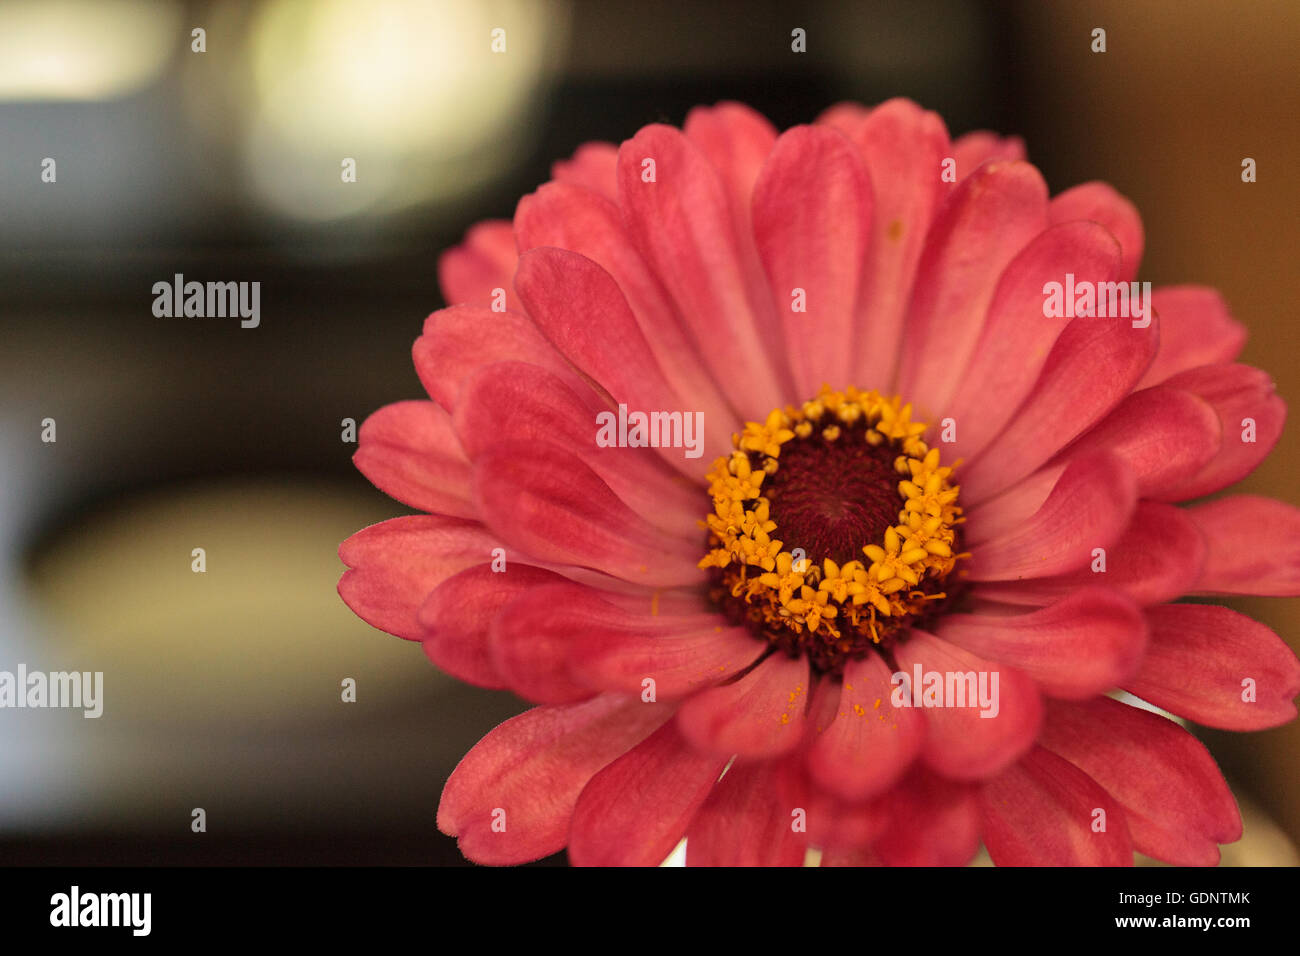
xmin=763 ymin=424 xmax=902 ymax=567
xmin=698 ymin=387 xmax=966 ymax=676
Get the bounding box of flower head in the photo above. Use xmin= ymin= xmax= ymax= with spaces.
xmin=340 ymin=99 xmax=1300 ymax=866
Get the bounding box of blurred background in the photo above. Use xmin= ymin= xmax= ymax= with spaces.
xmin=1 ymin=0 xmax=1296 ymax=865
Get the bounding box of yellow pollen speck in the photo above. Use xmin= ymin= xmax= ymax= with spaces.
xmin=887 ymin=218 xmax=904 ymax=241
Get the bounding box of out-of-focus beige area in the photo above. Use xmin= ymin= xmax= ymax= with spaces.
xmin=0 ymin=0 xmax=1295 ymax=863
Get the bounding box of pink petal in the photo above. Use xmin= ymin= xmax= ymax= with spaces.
xmin=617 ymin=124 xmax=788 ymax=415
xmin=570 ymin=622 xmax=764 ymax=700
xmin=1138 ymin=286 xmax=1246 ymax=388
xmin=964 ymin=460 xmax=1064 ymax=546
xmin=437 ymin=695 xmax=668 ymax=865
xmin=412 ymin=305 xmax=588 ymax=412
xmin=568 ymin=720 xmax=729 ymax=866
xmin=942 ymin=221 xmax=1123 ymax=460
xmin=896 ymin=160 xmax=1049 ymax=419
xmin=820 ymin=98 xmax=951 ymax=389
xmin=513 ymin=182 xmax=737 ymax=435
xmin=514 ymin=246 xmax=730 ymax=470
xmin=815 ymin=102 xmax=870 ymax=132
xmin=352 ymin=400 xmax=475 ymax=519
xmin=958 ymin=309 xmax=1160 ymax=505
xmin=772 ymin=750 xmax=891 ymax=850
xmin=598 ymin=587 xmax=715 ymax=617
xmin=936 ymin=588 xmax=1148 ymax=699
xmin=685 ymin=760 xmax=807 ymax=866
xmin=1039 ymin=697 xmax=1241 ymax=866
xmin=973 ymin=500 xmax=1205 ymax=607
xmin=819 ymin=847 xmax=883 ymax=866
xmin=1123 ymin=603 xmax=1300 ymax=730
xmin=981 ymin=745 xmax=1134 ymax=866
xmin=1049 ymin=182 xmax=1144 ymax=282
xmin=419 ymin=563 xmax=564 ymax=689
xmin=870 ymin=768 xmax=983 ymax=866
xmin=676 ymin=652 xmax=812 ymax=758
xmin=1160 ymin=363 xmax=1286 ymax=500
xmin=805 ymin=652 xmax=924 ymax=801
xmin=965 ymin=451 xmax=1138 ymax=581
xmin=490 ymin=581 xmax=718 ymax=704
xmin=682 ymin=100 xmax=780 ymax=340
xmin=550 ymin=141 xmax=619 ymax=200
xmin=436 ymin=220 xmax=517 ymax=308
xmin=471 ymin=440 xmax=705 ymax=588
xmin=752 ymin=124 xmax=872 ymax=395
xmin=1187 ymin=494 xmax=1300 ymax=596
xmin=452 ymin=360 xmax=702 ymax=536
xmin=337 ymin=516 xmax=498 ymax=641
xmin=683 ymin=101 xmax=777 ymax=245
xmin=1048 ymin=386 xmax=1222 ymax=501
xmin=950 ymin=129 xmax=1027 ymax=179
xmin=893 ymin=629 xmax=1044 ymax=779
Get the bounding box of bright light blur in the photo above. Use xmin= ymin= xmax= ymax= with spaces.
xmin=0 ymin=0 xmax=180 ymax=101
xmin=24 ymin=480 xmax=438 ymax=725
xmin=238 ymin=0 xmax=571 ymax=220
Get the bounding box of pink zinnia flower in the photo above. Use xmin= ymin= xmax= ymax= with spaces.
xmin=339 ymin=99 xmax=1300 ymax=867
